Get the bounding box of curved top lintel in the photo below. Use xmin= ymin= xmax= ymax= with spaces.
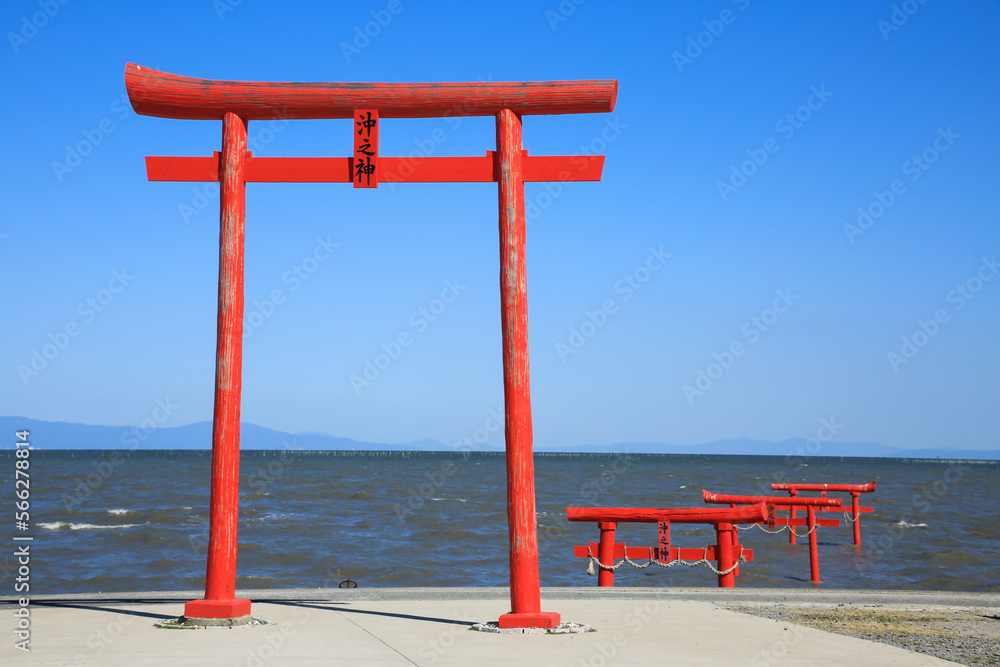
xmin=125 ymin=63 xmax=618 ymax=121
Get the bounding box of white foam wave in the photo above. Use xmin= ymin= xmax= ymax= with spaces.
xmin=894 ymin=521 xmax=929 ymax=528
xmin=107 ymin=509 xmax=132 ymax=515
xmin=430 ymin=498 xmax=468 ymax=502
xmin=38 ymin=521 xmax=144 ymax=531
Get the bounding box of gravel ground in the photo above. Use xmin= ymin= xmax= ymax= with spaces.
xmin=724 ymin=602 xmax=1000 ymax=666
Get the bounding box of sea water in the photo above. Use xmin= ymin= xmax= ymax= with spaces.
xmin=11 ymin=450 xmax=998 ymax=594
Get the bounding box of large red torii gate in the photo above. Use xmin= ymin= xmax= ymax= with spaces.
xmin=125 ymin=63 xmax=617 ymax=629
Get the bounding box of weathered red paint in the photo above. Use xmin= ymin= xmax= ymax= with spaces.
xmin=598 ymin=521 xmax=616 ymax=587
xmin=125 ymin=63 xmax=617 ymax=120
xmin=772 ymin=482 xmax=876 ymax=493
xmin=702 ymin=491 xmax=842 ymax=508
xmin=715 ymin=522 xmax=736 ymax=588
xmin=184 ymin=112 xmax=251 ymax=620
xmin=145 ymin=151 xmax=605 ymax=184
xmin=495 ymin=109 xmax=559 ymax=630
xmin=567 ymin=504 xmax=770 ymax=524
xmin=772 ymin=482 xmax=876 ymax=546
xmin=807 ymin=505 xmax=820 ymax=583
xmin=788 ymin=488 xmax=799 ymax=545
xmin=851 ymin=493 xmax=862 ymax=545
xmin=567 ymin=504 xmax=767 ymax=588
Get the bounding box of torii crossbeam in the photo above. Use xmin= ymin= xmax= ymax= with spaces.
xmin=125 ymin=63 xmax=617 ymax=629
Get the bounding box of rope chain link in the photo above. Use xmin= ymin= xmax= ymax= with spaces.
xmin=586 ymin=544 xmax=748 ymax=577
xmin=736 ymin=520 xmax=820 ymax=537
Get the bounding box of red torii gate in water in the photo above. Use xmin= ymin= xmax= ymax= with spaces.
xmin=124 ymin=63 xmax=617 ymax=629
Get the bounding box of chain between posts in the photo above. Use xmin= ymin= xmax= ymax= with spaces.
xmin=586 ymin=545 xmax=747 ymax=577
xmin=736 ymin=522 xmax=820 ymax=537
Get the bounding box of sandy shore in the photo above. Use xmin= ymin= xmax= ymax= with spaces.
xmin=723 ymin=600 xmax=999 ymax=667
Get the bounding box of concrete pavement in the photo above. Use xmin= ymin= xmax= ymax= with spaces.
xmin=6 ymin=588 xmax=995 ymax=666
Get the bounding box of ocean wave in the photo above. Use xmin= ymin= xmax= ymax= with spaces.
xmin=894 ymin=521 xmax=930 ymax=528
xmin=247 ymin=511 xmax=294 ymax=524
xmin=38 ymin=521 xmax=146 ymax=531
xmin=430 ymin=498 xmax=468 ymax=502
xmin=107 ymin=509 xmax=133 ymax=515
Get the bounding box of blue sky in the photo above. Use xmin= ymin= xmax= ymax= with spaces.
xmin=2 ymin=1 xmax=998 ymax=452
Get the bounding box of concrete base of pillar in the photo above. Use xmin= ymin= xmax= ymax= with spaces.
xmin=497 ymin=611 xmax=561 ymax=629
xmin=184 ymin=598 xmax=252 ymax=619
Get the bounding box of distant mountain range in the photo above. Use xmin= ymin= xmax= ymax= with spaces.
xmin=1 ymin=416 xmax=997 ymax=460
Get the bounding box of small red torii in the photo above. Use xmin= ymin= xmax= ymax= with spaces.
xmin=703 ymin=490 xmax=842 ymax=584
xmin=125 ymin=63 xmax=617 ymax=629
xmin=772 ymin=481 xmax=876 ymax=546
xmin=566 ymin=504 xmax=769 ymax=588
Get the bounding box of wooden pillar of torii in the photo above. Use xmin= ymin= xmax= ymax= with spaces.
xmin=124 ymin=63 xmax=617 ymax=628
